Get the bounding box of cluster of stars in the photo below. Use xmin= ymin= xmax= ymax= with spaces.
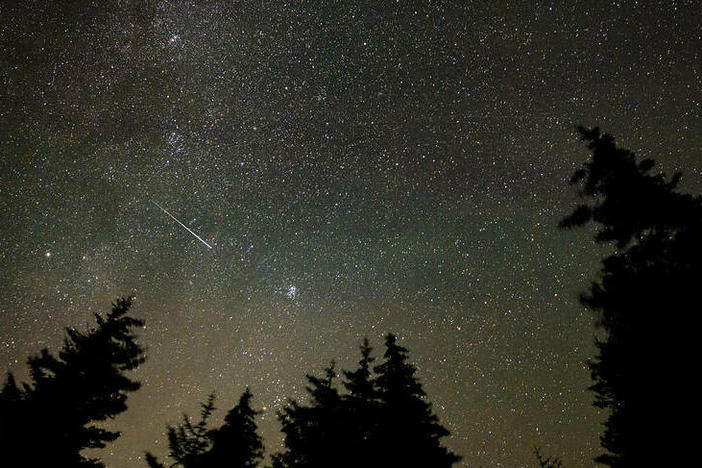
xmin=1 ymin=1 xmax=700 ymax=467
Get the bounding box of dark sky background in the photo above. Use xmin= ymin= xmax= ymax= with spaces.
xmin=1 ymin=1 xmax=700 ymax=466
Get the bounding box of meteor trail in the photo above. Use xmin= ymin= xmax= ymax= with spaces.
xmin=152 ymin=201 xmax=213 ymax=249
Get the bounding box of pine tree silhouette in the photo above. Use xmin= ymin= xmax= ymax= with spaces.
xmin=146 ymin=393 xmax=215 ymax=468
xmin=534 ymin=447 xmax=563 ymax=468
xmin=341 ymin=338 xmax=381 ymax=457
xmin=373 ymin=334 xmax=461 ymax=468
xmin=204 ymin=388 xmax=264 ymax=467
xmin=272 ymin=335 xmax=460 ymax=468
xmin=147 ymin=390 xmax=263 ymax=468
xmin=561 ymin=127 xmax=701 ymax=467
xmin=272 ymin=363 xmax=346 ymax=468
xmin=0 ymin=297 xmax=146 ymax=467
xmin=343 ymin=338 xmax=376 ymax=400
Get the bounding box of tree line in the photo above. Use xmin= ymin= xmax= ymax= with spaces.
xmin=0 ymin=297 xmax=459 ymax=467
xmin=144 ymin=335 xmax=460 ymax=468
xmin=2 ymin=127 xmax=699 ymax=466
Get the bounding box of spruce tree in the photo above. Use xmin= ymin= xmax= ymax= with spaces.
xmin=204 ymin=388 xmax=264 ymax=467
xmin=343 ymin=338 xmax=375 ymax=400
xmin=174 ymin=393 xmax=216 ymax=467
xmin=341 ymin=338 xmax=380 ymax=457
xmin=272 ymin=363 xmax=345 ymax=468
xmin=0 ymin=297 xmax=146 ymax=467
xmin=561 ymin=127 xmax=701 ymax=467
xmin=534 ymin=447 xmax=563 ymax=468
xmin=146 ymin=393 xmax=216 ymax=468
xmin=272 ymin=336 xmax=460 ymax=468
xmin=147 ymin=390 xmax=263 ymax=468
xmin=373 ymin=334 xmax=461 ymax=468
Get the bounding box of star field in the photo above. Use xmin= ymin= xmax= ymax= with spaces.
xmin=1 ymin=1 xmax=700 ymax=466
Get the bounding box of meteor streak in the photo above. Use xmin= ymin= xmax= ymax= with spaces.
xmin=152 ymin=201 xmax=213 ymax=249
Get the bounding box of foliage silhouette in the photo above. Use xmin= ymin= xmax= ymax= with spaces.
xmin=164 ymin=392 xmax=216 ymax=467
xmin=272 ymin=334 xmax=460 ymax=468
xmin=0 ymin=297 xmax=146 ymax=467
xmin=534 ymin=447 xmax=563 ymax=468
xmin=271 ymin=362 xmax=346 ymax=468
xmin=145 ymin=452 xmax=166 ymax=468
xmin=373 ymin=334 xmax=461 ymax=468
xmin=205 ymin=388 xmax=264 ymax=468
xmin=561 ymin=127 xmax=701 ymax=467
xmin=147 ymin=390 xmax=263 ymax=468
xmin=341 ymin=338 xmax=381 ymax=456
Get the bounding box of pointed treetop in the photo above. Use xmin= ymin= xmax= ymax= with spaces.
xmin=343 ymin=337 xmax=375 ymax=398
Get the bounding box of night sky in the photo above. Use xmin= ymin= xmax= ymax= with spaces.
xmin=1 ymin=1 xmax=700 ymax=466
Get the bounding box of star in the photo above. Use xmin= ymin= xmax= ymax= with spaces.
xmin=1 ymin=2 xmax=699 ymax=467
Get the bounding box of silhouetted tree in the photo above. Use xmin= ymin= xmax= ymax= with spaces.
xmin=146 ymin=393 xmax=216 ymax=468
xmin=272 ymin=363 xmax=347 ymax=468
xmin=272 ymin=335 xmax=460 ymax=468
xmin=0 ymin=297 xmax=146 ymax=467
xmin=534 ymin=447 xmax=563 ymax=468
xmin=204 ymin=388 xmax=264 ymax=468
xmin=145 ymin=452 xmax=166 ymax=468
xmin=341 ymin=338 xmax=381 ymax=456
xmin=147 ymin=390 xmax=263 ymax=468
xmin=373 ymin=334 xmax=461 ymax=468
xmin=0 ymin=371 xmax=23 ymax=448
xmin=561 ymin=127 xmax=701 ymax=467
xmin=343 ymin=338 xmax=375 ymax=397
